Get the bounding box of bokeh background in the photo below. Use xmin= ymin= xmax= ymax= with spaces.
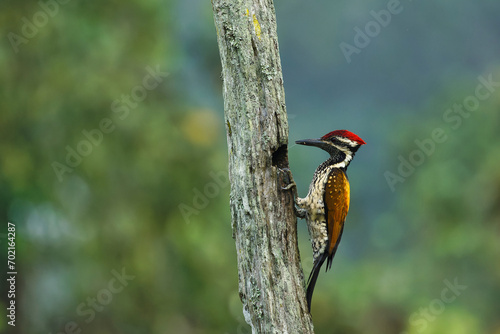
xmin=2 ymin=0 xmax=500 ymax=333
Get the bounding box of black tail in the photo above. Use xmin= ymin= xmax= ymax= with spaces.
xmin=306 ymin=252 xmax=328 ymax=312
xmin=306 ymin=226 xmax=345 ymax=312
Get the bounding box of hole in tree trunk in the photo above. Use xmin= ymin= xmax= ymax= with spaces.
xmin=272 ymin=144 xmax=289 ymax=169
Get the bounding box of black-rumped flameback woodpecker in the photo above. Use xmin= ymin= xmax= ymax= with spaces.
xmin=292 ymin=130 xmax=366 ymax=312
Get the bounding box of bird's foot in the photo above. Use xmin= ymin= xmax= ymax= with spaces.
xmin=294 ymin=205 xmax=307 ymax=218
xmin=279 ymin=168 xmax=306 ymax=218
xmin=279 ymin=167 xmax=296 ymax=192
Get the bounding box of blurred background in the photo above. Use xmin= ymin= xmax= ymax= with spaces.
xmin=1 ymin=0 xmax=500 ymax=333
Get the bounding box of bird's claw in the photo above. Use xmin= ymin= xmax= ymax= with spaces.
xmin=278 ymin=167 xmax=306 ymax=218
xmin=294 ymin=205 xmax=307 ymax=218
xmin=279 ymin=167 xmax=297 ymax=192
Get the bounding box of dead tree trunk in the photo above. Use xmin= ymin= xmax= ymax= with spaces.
xmin=212 ymin=1 xmax=314 ymax=333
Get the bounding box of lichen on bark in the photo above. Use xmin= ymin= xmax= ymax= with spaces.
xmin=212 ymin=0 xmax=315 ymax=333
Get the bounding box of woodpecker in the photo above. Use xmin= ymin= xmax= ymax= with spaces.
xmin=291 ymin=130 xmax=365 ymax=312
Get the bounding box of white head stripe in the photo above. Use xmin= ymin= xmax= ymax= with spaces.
xmin=336 ymin=137 xmax=358 ymax=147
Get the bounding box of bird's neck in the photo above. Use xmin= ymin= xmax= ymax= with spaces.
xmin=327 ymin=149 xmax=352 ymax=170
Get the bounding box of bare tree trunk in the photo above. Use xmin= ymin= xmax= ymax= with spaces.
xmin=212 ymin=1 xmax=314 ymax=333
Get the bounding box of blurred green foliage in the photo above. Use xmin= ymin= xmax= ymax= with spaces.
xmin=1 ymin=0 xmax=500 ymax=333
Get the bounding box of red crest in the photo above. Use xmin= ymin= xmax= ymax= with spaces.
xmin=321 ymin=130 xmax=366 ymax=145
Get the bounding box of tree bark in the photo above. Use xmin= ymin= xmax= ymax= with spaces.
xmin=212 ymin=1 xmax=314 ymax=333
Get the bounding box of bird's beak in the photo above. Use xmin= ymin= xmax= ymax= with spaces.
xmin=295 ymin=138 xmax=330 ymax=151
